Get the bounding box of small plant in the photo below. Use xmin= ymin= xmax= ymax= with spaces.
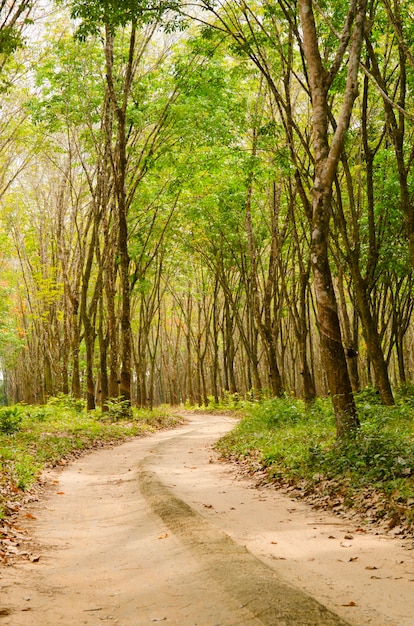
xmin=396 ymin=383 xmax=414 ymax=407
xmin=46 ymin=394 xmax=86 ymax=412
xmin=0 ymin=406 xmax=22 ymax=434
xmin=25 ymin=406 xmax=50 ymax=421
xmin=354 ymin=386 xmax=382 ymax=406
xmin=14 ymin=455 xmax=39 ymax=489
xmin=103 ymin=397 xmax=132 ymax=421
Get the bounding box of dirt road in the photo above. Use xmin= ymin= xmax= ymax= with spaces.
xmin=1 ymin=413 xmax=413 ymax=625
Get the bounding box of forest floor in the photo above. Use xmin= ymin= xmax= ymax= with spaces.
xmin=0 ymin=412 xmax=413 ymax=626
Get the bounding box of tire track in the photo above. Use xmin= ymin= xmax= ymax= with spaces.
xmin=139 ymin=465 xmax=351 ymax=626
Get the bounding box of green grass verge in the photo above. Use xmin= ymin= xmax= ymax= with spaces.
xmin=215 ymin=389 xmax=414 ymax=531
xmin=0 ymin=395 xmax=182 ymax=520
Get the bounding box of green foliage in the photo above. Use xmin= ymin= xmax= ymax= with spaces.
xmin=27 ymin=32 xmax=105 ymax=132
xmin=14 ymin=455 xmax=41 ymax=489
xmin=46 ymin=394 xmax=86 ymax=413
xmin=353 ymin=386 xmax=383 ymax=406
xmin=0 ymin=26 xmax=23 ymax=56
xmin=309 ymin=421 xmax=414 ymax=485
xmin=186 ymin=391 xmax=257 ymax=413
xmin=396 ymin=383 xmax=414 ymax=407
xmin=61 ymin=0 xmax=182 ymax=38
xmin=102 ymin=397 xmax=133 ymax=421
xmin=0 ymin=406 xmax=22 ymax=434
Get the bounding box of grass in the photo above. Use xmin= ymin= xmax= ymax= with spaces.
xmin=0 ymin=395 xmax=182 ymax=520
xmin=215 ymin=389 xmax=414 ymax=532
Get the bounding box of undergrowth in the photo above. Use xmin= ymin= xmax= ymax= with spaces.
xmin=215 ymin=389 xmax=414 ymax=531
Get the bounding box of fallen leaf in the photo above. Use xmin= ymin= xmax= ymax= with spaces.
xmin=341 ymin=601 xmax=356 ymax=607
xmin=56 ymin=491 xmax=65 ymax=495
xmin=271 ymin=541 xmax=278 ymax=545
xmin=158 ymin=533 xmax=168 ymax=540
xmin=24 ymin=513 xmax=37 ymax=520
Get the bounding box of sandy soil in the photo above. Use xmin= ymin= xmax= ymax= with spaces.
xmin=0 ymin=413 xmax=413 ymax=625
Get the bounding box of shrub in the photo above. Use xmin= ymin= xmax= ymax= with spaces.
xmin=103 ymin=397 xmax=132 ymax=421
xmin=0 ymin=406 xmax=22 ymax=434
xmin=46 ymin=394 xmax=86 ymax=412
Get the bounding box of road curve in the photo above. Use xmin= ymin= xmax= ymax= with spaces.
xmin=0 ymin=413 xmax=391 ymax=625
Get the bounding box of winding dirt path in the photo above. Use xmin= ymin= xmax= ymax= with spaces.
xmin=0 ymin=413 xmax=413 ymax=625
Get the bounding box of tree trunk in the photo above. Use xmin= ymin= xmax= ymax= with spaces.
xmin=299 ymin=0 xmax=366 ymax=435
xmin=351 ymin=266 xmax=394 ymax=404
xmin=104 ymin=25 xmax=134 ymax=410
xmin=311 ymin=192 xmax=358 ymax=434
xmin=71 ymin=299 xmax=82 ymax=398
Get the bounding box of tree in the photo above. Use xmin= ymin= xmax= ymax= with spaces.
xmin=295 ymin=0 xmax=367 ymax=435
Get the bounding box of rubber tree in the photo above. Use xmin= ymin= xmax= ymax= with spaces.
xmin=65 ymin=0 xmax=181 ymax=409
xmin=296 ymin=0 xmax=368 ymax=435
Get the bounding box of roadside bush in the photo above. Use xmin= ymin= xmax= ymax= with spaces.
xmin=102 ymin=397 xmax=132 ymax=421
xmin=255 ymin=397 xmax=306 ymax=427
xmin=307 ymin=426 xmax=414 ymax=484
xmin=0 ymin=406 xmax=22 ymax=434
xmin=46 ymin=394 xmax=86 ymax=412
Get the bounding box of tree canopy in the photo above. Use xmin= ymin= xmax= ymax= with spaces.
xmin=0 ymin=0 xmax=414 ymax=436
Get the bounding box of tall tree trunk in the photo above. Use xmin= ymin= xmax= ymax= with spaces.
xmin=336 ymin=269 xmax=360 ymax=394
xmin=351 ymin=265 xmax=394 ymax=404
xmin=299 ymin=0 xmax=366 ymax=435
xmin=104 ymin=24 xmax=135 ymax=409
xmin=98 ymin=294 xmax=109 ymax=411
xmin=71 ymin=299 xmax=82 ymax=398
xmin=84 ymin=316 xmax=96 ymax=411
